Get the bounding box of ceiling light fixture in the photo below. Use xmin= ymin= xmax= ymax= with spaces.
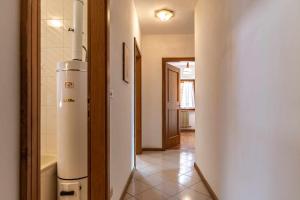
xmin=155 ymin=9 xmax=175 ymax=22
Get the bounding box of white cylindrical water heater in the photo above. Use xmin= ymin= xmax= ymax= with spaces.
xmin=57 ymin=60 xmax=88 ymax=200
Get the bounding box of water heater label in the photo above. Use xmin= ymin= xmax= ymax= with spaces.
xmin=65 ymin=81 xmax=74 ymax=88
xmin=63 ymin=98 xmax=76 ymax=103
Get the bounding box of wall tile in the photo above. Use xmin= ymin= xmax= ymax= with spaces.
xmin=46 ymin=76 xmax=57 ymax=106
xmin=41 ymin=0 xmax=46 ymax=20
xmin=46 ymin=48 xmax=63 ymax=77
xmin=63 ymin=20 xmax=72 ymax=48
xmin=63 ymin=0 xmax=73 ymax=20
xmin=41 ymin=133 xmax=47 ymax=155
xmin=41 ymin=49 xmax=47 ymax=71
xmin=46 ymin=24 xmax=63 ymax=48
xmin=46 ymin=106 xmax=57 ymax=134
xmin=63 ymin=48 xmax=72 ymax=61
xmin=41 ymin=20 xmax=47 ymax=49
xmin=41 ymin=80 xmax=47 ymax=106
xmin=47 ymin=0 xmax=63 ymax=19
xmin=41 ymin=106 xmax=47 ymax=134
xmin=46 ymin=133 xmax=57 ymax=155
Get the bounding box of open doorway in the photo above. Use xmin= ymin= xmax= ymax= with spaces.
xmin=134 ymin=38 xmax=142 ymax=158
xmin=20 ymin=0 xmax=109 ymax=199
xmin=162 ymin=58 xmax=195 ymax=150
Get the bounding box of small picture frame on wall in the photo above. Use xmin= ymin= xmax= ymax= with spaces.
xmin=123 ymin=42 xmax=130 ymax=83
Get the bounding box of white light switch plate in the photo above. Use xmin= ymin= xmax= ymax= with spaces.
xmin=109 ymin=89 xmax=114 ymax=99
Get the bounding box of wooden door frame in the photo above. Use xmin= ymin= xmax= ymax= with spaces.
xmin=20 ymin=0 xmax=110 ymax=199
xmin=134 ymin=38 xmax=142 ymax=161
xmin=162 ymin=57 xmax=195 ymax=150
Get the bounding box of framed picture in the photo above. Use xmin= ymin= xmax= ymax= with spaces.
xmin=123 ymin=42 xmax=130 ymax=83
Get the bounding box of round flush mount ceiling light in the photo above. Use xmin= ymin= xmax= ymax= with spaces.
xmin=155 ymin=9 xmax=175 ymax=22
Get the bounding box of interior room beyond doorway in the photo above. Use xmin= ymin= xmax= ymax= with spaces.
xmin=168 ymin=60 xmax=196 ymax=150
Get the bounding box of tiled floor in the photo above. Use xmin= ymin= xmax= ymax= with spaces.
xmin=172 ymin=131 xmax=195 ymax=150
xmin=123 ymin=132 xmax=212 ymax=200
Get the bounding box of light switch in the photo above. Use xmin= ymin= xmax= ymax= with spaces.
xmin=109 ymin=89 xmax=114 ymax=99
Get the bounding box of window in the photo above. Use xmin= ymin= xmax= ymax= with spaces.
xmin=180 ymin=80 xmax=195 ymax=109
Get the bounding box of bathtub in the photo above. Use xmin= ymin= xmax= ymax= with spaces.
xmin=41 ymin=155 xmax=57 ymax=200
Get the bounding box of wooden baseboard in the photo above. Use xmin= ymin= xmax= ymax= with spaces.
xmin=142 ymin=148 xmax=164 ymax=151
xmin=180 ymin=129 xmax=195 ymax=132
xmin=120 ymin=168 xmax=135 ymax=199
xmin=194 ymin=163 xmax=219 ymax=200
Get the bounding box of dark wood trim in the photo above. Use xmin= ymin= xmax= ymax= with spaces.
xmin=162 ymin=57 xmax=195 ymax=150
xmin=194 ymin=163 xmax=219 ymax=200
xmin=120 ymin=169 xmax=135 ymax=199
xmin=142 ymin=148 xmax=164 ymax=151
xmin=134 ymin=37 xmax=142 ymax=160
xmin=180 ymin=108 xmax=196 ymax=111
xmin=163 ymin=57 xmax=195 ymax=63
xmin=181 ymin=79 xmax=195 ymax=82
xmin=134 ymin=37 xmax=142 ymax=167
xmin=20 ymin=0 xmax=40 ymax=199
xmin=180 ymin=129 xmax=195 ymax=132
xmin=88 ymin=0 xmax=109 ymax=199
xmin=122 ymin=42 xmax=129 ymax=83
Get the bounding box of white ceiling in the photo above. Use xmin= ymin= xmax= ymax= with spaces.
xmin=168 ymin=61 xmax=195 ymax=79
xmin=168 ymin=61 xmax=195 ymax=69
xmin=134 ymin=0 xmax=198 ymax=34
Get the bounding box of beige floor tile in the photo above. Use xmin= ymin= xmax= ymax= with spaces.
xmin=167 ymin=196 xmax=180 ymax=200
xmin=123 ymin=193 xmax=134 ymax=200
xmin=190 ymin=182 xmax=210 ymax=196
xmin=180 ymin=160 xmax=195 ymax=168
xmin=137 ymin=166 xmax=160 ymax=176
xmin=177 ymin=166 xmax=194 ymax=175
xmin=133 ymin=171 xmax=148 ymax=180
xmin=126 ymin=179 xmax=152 ymax=196
xmin=176 ymin=188 xmax=210 ymax=200
xmin=154 ymin=180 xmax=186 ymax=196
xmin=135 ymin=188 xmax=169 ymax=200
xmin=183 ymin=169 xmax=198 ymax=177
xmin=169 ymin=174 xmax=200 ymax=187
xmin=131 ymin=148 xmax=213 ymax=200
xmin=135 ymin=173 xmax=165 ymax=186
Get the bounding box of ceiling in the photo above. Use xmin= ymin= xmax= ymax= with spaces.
xmin=134 ymin=0 xmax=198 ymax=34
xmin=168 ymin=61 xmax=195 ymax=79
xmin=168 ymin=61 xmax=195 ymax=69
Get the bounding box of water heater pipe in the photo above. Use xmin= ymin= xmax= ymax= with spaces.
xmin=72 ymin=0 xmax=84 ymax=60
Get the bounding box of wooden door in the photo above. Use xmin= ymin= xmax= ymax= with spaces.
xmin=134 ymin=39 xmax=142 ymax=155
xmin=165 ymin=64 xmax=180 ymax=148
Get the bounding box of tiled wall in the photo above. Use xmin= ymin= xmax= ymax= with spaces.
xmin=41 ymin=0 xmax=87 ymax=156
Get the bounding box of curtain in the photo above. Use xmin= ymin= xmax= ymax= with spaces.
xmin=180 ymin=81 xmax=195 ymax=109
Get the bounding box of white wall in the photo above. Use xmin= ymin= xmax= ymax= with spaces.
xmin=109 ymin=0 xmax=141 ymax=199
xmin=142 ymin=34 xmax=194 ymax=148
xmin=195 ymin=0 xmax=300 ymax=199
xmin=0 ymin=0 xmax=19 ymax=199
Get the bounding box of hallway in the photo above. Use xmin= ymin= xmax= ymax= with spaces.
xmin=123 ymin=142 xmax=212 ymax=199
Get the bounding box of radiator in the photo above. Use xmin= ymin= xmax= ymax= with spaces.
xmin=181 ymin=111 xmax=191 ymax=128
